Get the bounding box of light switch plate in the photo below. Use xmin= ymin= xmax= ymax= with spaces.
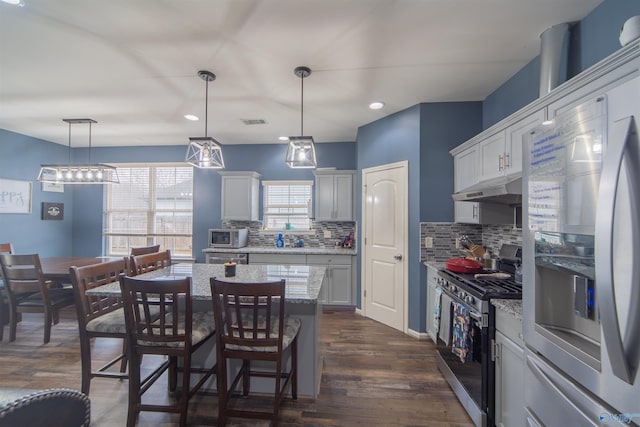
xmin=323 ymin=230 xmax=332 ymax=238
xmin=425 ymin=237 xmax=433 ymax=248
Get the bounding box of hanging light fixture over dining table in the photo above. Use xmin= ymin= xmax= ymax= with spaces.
xmin=38 ymin=118 xmax=119 ymax=184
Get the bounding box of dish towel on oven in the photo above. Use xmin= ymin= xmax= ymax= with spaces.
xmin=433 ymin=287 xmax=443 ymax=334
xmin=452 ymin=302 xmax=472 ymax=363
xmin=438 ymin=293 xmax=453 ymax=346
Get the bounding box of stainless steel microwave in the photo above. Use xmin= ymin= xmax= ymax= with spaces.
xmin=208 ymin=228 xmax=248 ymax=248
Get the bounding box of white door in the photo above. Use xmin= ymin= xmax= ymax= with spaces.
xmin=362 ymin=161 xmax=408 ymax=332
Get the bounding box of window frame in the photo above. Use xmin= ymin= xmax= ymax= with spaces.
xmin=103 ymin=163 xmax=194 ymax=258
xmin=262 ymin=180 xmax=314 ymax=232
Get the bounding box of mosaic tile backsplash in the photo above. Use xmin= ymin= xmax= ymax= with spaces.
xmin=223 ymin=220 xmax=356 ymax=249
xmin=420 ymin=222 xmax=522 ymax=262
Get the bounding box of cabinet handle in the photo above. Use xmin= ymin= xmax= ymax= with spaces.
xmin=472 ymin=204 xmax=478 ymax=219
xmin=504 ymin=152 xmax=510 ymax=169
xmin=498 ymin=154 xmax=504 ymax=171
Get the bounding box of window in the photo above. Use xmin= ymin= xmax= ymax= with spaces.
xmin=262 ymin=180 xmax=313 ymax=231
xmin=104 ymin=165 xmax=193 ymax=258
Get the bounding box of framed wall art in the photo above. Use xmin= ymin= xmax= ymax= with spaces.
xmin=0 ymin=178 xmax=32 ymax=214
xmin=42 ymin=202 xmax=64 ymax=220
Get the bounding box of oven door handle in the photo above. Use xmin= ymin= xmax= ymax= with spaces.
xmin=468 ymin=310 xmax=487 ymax=328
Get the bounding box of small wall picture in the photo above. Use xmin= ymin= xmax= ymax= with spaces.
xmin=42 ymin=202 xmax=64 ymax=220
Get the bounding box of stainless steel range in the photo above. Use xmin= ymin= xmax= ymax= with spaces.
xmin=435 ymin=244 xmax=522 ymax=427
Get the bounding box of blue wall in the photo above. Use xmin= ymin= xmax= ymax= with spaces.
xmin=483 ymin=0 xmax=640 ymax=128
xmin=1 ymin=140 xmax=355 ymax=261
xmin=356 ymin=105 xmax=421 ymax=330
xmin=0 ymin=129 xmax=73 ymax=256
xmin=355 ymin=102 xmax=481 ymax=332
xmin=420 ymin=102 xmax=483 ymax=222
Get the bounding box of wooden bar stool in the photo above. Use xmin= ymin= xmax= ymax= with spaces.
xmin=210 ymin=278 xmax=300 ymax=426
xmin=130 ymin=249 xmax=171 ymax=276
xmin=69 ymin=258 xmax=131 ymax=394
xmin=120 ymin=275 xmax=217 ymax=427
xmin=0 ymin=243 xmax=14 ymax=341
xmin=130 ymin=244 xmax=160 ymax=256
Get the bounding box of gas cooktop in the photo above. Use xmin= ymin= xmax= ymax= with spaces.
xmin=438 ymin=269 xmax=522 ymax=299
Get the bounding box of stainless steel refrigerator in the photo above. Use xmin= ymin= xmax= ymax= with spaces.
xmin=523 ymin=76 xmax=640 ymax=426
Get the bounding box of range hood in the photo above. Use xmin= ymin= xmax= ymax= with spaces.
xmin=452 ymin=176 xmax=522 ymax=205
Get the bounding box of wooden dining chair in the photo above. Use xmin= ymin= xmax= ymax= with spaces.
xmin=69 ymin=258 xmax=130 ymax=395
xmin=210 ymin=278 xmax=300 ymax=426
xmin=130 ymin=249 xmax=172 ymax=276
xmin=0 ymin=253 xmax=75 ymax=344
xmin=0 ymin=243 xmax=15 ymax=341
xmin=119 ymin=275 xmax=217 ymax=427
xmin=130 ymin=244 xmax=160 ymax=256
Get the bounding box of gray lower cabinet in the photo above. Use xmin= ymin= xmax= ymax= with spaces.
xmin=248 ymin=252 xmax=354 ymax=307
xmin=494 ymin=308 xmax=525 ymax=427
xmin=307 ymin=255 xmax=353 ymax=307
xmin=248 ymin=253 xmax=306 ymax=265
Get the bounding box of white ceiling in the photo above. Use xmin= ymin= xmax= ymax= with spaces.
xmin=0 ymin=0 xmax=603 ymax=147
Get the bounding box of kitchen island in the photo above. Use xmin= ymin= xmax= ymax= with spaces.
xmin=86 ymin=263 xmax=325 ymax=398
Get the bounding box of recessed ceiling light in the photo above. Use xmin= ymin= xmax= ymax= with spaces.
xmin=369 ymin=101 xmax=385 ymax=110
xmin=1 ymin=0 xmax=24 ymax=5
xmin=184 ymin=114 xmax=199 ymax=121
xmin=278 ymin=136 xmax=289 ymax=141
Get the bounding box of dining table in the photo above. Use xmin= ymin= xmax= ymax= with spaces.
xmin=86 ymin=262 xmax=326 ymax=399
xmin=40 ymin=256 xmax=121 ymax=285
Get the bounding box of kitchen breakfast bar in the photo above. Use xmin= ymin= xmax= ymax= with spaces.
xmin=86 ymin=263 xmax=326 ymax=398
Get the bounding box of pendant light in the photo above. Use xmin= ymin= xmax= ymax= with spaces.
xmin=285 ymin=66 xmax=317 ymax=169
xmin=185 ymin=70 xmax=225 ymax=169
xmin=38 ymin=118 xmax=119 ymax=184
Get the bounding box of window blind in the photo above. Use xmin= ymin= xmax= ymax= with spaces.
xmin=104 ymin=165 xmax=193 ymax=257
xmin=262 ymin=180 xmax=313 ymax=231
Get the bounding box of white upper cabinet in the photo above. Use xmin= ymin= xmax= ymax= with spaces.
xmin=478 ymin=130 xmax=507 ymax=182
xmin=314 ymin=170 xmax=355 ymax=221
xmin=220 ymin=171 xmax=261 ymax=221
xmin=505 ymin=109 xmax=546 ymax=177
xmin=477 ymin=109 xmax=545 ymax=182
xmin=453 ymin=145 xmax=478 ymax=192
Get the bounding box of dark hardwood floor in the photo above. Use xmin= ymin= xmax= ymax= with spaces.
xmin=0 ymin=308 xmax=473 ymax=426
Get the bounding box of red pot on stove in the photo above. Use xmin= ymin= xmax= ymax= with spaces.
xmin=445 ymin=257 xmax=483 ymax=273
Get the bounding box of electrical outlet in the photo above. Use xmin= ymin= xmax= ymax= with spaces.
xmin=323 ymin=230 xmax=332 ymax=239
xmin=425 ymin=237 xmax=433 ymax=248
xmin=455 ymin=238 xmax=462 ymax=249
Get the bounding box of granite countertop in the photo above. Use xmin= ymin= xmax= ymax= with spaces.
xmin=203 ymin=246 xmax=357 ymax=256
xmin=423 ymin=261 xmax=446 ymax=270
xmin=492 ymin=299 xmax=523 ymax=320
xmin=86 ymin=263 xmax=326 ymax=304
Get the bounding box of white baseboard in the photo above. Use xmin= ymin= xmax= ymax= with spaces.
xmin=407 ymin=328 xmax=429 ymax=340
xmin=354 ymin=307 xmax=363 ymax=316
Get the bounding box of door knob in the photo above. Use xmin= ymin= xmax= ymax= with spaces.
xmin=394 ymin=254 xmax=403 ymax=261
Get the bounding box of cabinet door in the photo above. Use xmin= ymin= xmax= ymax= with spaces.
xmin=333 ymin=174 xmax=354 ymax=221
xmin=327 ymin=265 xmax=352 ymax=305
xmin=478 ymin=130 xmax=507 ymax=182
xmin=221 ymin=174 xmax=259 ymax=220
xmin=454 ymin=146 xmax=478 ymax=192
xmin=454 ymin=201 xmax=479 ymax=224
xmin=495 ymin=330 xmax=525 ymax=427
xmin=318 ymin=273 xmax=329 ymax=305
xmin=506 ymin=110 xmax=545 ymax=177
xmin=426 ymin=266 xmax=438 ymax=343
xmin=315 ymin=174 xmax=335 ymax=220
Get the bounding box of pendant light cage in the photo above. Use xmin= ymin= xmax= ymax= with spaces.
xmin=285 ymin=66 xmax=317 ymax=169
xmin=37 ymin=118 xmax=119 ymax=184
xmin=186 ymin=70 xmax=225 ymax=169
